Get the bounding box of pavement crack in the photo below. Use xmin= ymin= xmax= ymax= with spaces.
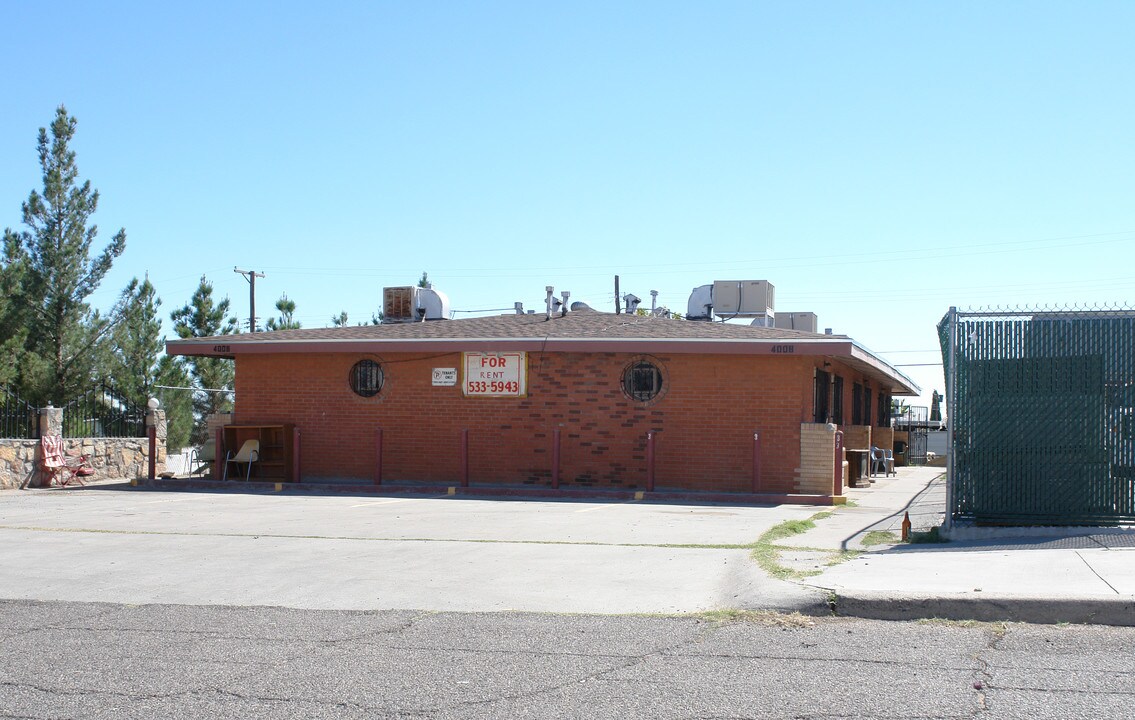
xmin=0 ymin=602 xmax=120 ymax=644
xmin=969 ymin=624 xmax=1006 ymax=716
xmin=1074 ymin=550 xmax=1121 ymax=594
xmin=0 ymin=524 xmax=748 ymax=551
xmin=429 ymin=623 xmax=719 ymax=713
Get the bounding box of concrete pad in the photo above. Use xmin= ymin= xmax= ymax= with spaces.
xmin=816 ymin=547 xmax=1120 ymax=598
xmin=1078 ymin=548 xmax=1135 ymax=595
xmin=806 ymin=545 xmax=1135 ymax=625
xmin=778 ymin=466 xmax=944 ymax=551
xmin=0 ymin=484 xmax=828 ymax=615
xmin=3 ymin=484 xmax=817 ymax=547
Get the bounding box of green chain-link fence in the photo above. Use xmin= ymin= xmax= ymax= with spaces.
xmin=939 ymin=306 xmax=1135 ymax=526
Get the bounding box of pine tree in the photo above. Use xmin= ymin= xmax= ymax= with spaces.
xmin=0 ymin=234 xmax=29 ymax=387
xmin=2 ymin=106 xmax=126 ymax=406
xmin=155 ymin=356 xmax=194 ymax=452
xmin=170 ymin=275 xmax=237 ymax=443
xmin=108 ymin=276 xmax=195 ymax=451
xmin=265 ymin=293 xmax=301 ymax=330
xmin=107 ymin=277 xmax=163 ymax=405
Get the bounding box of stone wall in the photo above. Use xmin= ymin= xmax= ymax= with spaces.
xmin=0 ymin=437 xmax=163 ymax=489
xmin=0 ymin=406 xmax=167 ymax=490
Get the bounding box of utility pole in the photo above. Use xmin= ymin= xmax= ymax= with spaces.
xmin=614 ymin=275 xmax=620 ymax=314
xmin=234 ymin=267 xmax=265 ymax=332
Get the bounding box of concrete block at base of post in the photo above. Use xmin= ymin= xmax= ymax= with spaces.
xmin=794 ymin=422 xmax=838 ymax=496
xmin=145 ymin=409 xmax=168 ymax=477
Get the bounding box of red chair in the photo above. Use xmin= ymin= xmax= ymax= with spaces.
xmin=39 ymin=435 xmax=94 ymax=487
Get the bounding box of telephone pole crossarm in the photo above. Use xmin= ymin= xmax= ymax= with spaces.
xmin=234 ymin=267 xmax=266 ymax=332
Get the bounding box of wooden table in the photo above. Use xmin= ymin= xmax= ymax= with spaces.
xmin=846 ymin=449 xmax=871 ymax=487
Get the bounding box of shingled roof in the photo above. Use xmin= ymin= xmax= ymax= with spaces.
xmin=175 ymin=308 xmax=835 ymax=343
xmin=166 ymin=309 xmax=919 ymax=394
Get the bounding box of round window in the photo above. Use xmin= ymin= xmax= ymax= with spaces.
xmin=349 ymin=359 xmax=384 ymax=397
xmin=623 ymin=360 xmax=663 ymax=402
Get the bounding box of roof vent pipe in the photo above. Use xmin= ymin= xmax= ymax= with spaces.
xmin=514 ymin=302 xmax=524 ymax=315
xmin=650 ymin=290 xmax=658 ymax=313
xmin=545 ymin=286 xmax=554 ymax=321
xmin=561 ymin=291 xmax=570 ymax=317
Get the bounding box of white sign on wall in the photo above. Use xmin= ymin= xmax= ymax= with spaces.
xmin=463 ymin=352 xmax=527 ymax=397
xmin=432 ymin=368 xmax=457 ymax=386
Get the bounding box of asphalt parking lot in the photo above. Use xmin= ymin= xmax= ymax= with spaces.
xmin=0 ymin=483 xmax=826 ymax=614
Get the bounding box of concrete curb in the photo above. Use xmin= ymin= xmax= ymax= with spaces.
xmin=135 ymin=477 xmax=847 ymax=507
xmin=824 ymin=589 xmax=1135 ymax=626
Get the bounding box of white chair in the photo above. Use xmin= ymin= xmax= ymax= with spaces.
xmin=223 ymin=439 xmax=260 ymax=481
xmin=870 ymin=446 xmax=888 ymax=477
xmin=188 ymin=439 xmax=215 ymax=477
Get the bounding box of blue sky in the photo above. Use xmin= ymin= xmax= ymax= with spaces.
xmin=3 ymin=1 xmax=1134 ymax=409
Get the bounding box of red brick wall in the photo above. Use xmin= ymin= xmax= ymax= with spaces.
xmin=233 ymin=351 xmax=829 ymax=493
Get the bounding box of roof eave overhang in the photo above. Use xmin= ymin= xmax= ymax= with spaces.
xmin=167 ymin=338 xmax=853 ymax=356
xmin=166 ymin=335 xmax=919 ymax=395
xmin=848 ymin=342 xmax=921 ymax=396
xmin=166 ymin=336 xmax=855 ymax=358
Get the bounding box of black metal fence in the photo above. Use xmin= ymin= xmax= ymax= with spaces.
xmin=940 ymin=306 xmax=1135 ymax=526
xmin=61 ymin=382 xmax=147 ymax=438
xmin=0 ymin=386 xmax=38 ymax=439
xmin=893 ymin=405 xmax=929 ymax=465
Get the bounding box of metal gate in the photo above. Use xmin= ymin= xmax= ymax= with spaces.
xmin=907 ymin=406 xmax=929 ymax=465
xmin=939 ymin=307 xmax=1135 ymax=526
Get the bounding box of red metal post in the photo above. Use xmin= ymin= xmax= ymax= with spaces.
xmin=147 ymin=425 xmax=157 ymax=481
xmin=646 ymin=431 xmax=655 ymax=492
xmin=751 ymin=431 xmax=761 ymax=493
xmin=461 ymin=429 xmax=470 ymax=487
xmin=833 ymin=430 xmax=845 ymax=497
xmin=213 ymin=428 xmax=224 ymax=481
xmin=292 ymin=426 xmax=301 ymax=483
xmin=551 ymin=428 xmax=561 ymax=489
xmin=374 ymin=428 xmax=383 ymax=485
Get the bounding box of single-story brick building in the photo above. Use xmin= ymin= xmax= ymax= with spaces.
xmin=167 ymin=307 xmax=918 ymax=497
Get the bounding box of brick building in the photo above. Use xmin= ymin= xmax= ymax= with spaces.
xmin=167 ymin=308 xmax=917 ymax=497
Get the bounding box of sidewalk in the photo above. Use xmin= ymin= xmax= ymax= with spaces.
xmin=784 ymin=465 xmax=1135 ymax=626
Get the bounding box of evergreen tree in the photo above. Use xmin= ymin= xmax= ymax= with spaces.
xmin=2 ymin=106 xmax=126 ymax=406
xmin=331 ymin=311 xmax=349 ymax=327
xmin=930 ymin=390 xmax=942 ymax=423
xmin=0 ymin=234 xmax=29 ymax=387
xmin=170 ymin=275 xmax=237 ymax=443
xmin=108 ymin=276 xmax=195 ymax=451
xmin=155 ymin=355 xmax=194 ymax=452
xmin=107 ymin=277 xmax=163 ymax=404
xmin=265 ymin=293 xmax=301 ymax=330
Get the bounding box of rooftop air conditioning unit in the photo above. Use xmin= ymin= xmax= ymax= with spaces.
xmin=774 ymin=312 xmax=818 ymax=333
xmin=686 ymin=284 xmax=714 ymax=320
xmin=383 ymin=286 xmax=416 ymax=322
xmin=712 ymin=280 xmax=774 ymax=317
xmin=383 ymin=286 xmax=451 ymax=323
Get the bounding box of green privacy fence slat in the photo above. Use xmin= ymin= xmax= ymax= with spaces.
xmin=939 ymin=308 xmax=1135 ymax=525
